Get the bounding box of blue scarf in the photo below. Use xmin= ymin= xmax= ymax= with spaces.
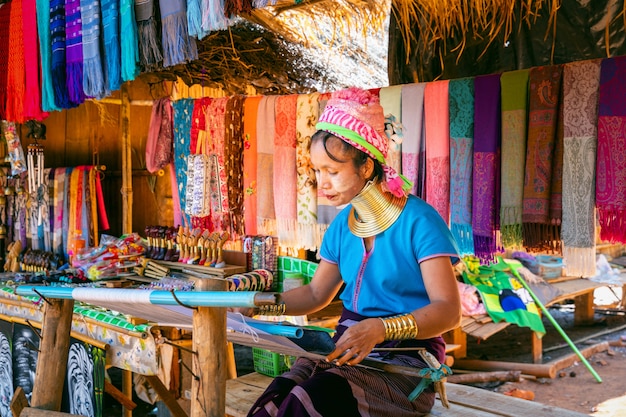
xmin=160 ymin=0 xmax=198 ymax=67
xmin=101 ymin=0 xmax=122 ymax=92
xmin=50 ymin=0 xmax=73 ymax=108
xmin=121 ymin=0 xmax=139 ymax=81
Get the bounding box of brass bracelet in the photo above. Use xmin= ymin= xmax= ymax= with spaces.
xmin=257 ymin=302 xmax=287 ymax=316
xmin=379 ymin=313 xmax=418 ymax=340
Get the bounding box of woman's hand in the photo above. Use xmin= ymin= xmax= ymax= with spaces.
xmin=326 ymin=318 xmax=385 ymax=366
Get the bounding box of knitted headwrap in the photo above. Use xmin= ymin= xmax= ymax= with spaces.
xmin=315 ymin=87 xmax=412 ymax=198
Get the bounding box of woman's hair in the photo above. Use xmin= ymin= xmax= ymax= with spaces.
xmin=311 ymin=130 xmax=384 ymax=180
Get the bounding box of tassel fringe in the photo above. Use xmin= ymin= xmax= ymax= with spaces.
xmin=137 ymin=17 xmax=163 ymax=71
xmin=66 ymin=61 xmax=85 ymax=105
xmin=83 ymin=57 xmax=106 ymax=99
xmin=563 ymin=245 xmax=597 ymax=278
xmin=162 ymin=12 xmax=198 ymax=67
xmin=598 ymin=208 xmax=626 ymax=244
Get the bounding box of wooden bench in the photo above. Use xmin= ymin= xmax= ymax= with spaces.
xmin=225 ymin=371 xmax=587 ymax=417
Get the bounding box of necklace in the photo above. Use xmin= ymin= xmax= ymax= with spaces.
xmin=347 ymin=181 xmax=407 ymax=237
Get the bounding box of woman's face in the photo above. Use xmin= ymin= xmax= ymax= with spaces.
xmin=310 ymin=138 xmax=371 ymax=206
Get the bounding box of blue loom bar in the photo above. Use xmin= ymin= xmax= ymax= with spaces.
xmin=245 ymin=321 xmax=304 ymax=339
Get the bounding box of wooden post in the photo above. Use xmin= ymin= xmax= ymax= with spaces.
xmin=574 ymin=292 xmax=595 ymax=326
xmin=191 ymin=278 xmax=228 ymax=417
xmin=30 ymin=298 xmax=75 ymax=411
xmin=120 ymin=82 xmax=133 ymax=234
xmin=443 ymin=327 xmax=467 ymax=358
xmin=122 ymin=370 xmax=133 ymax=417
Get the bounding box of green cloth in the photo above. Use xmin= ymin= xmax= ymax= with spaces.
xmin=463 ymin=258 xmax=546 ymax=336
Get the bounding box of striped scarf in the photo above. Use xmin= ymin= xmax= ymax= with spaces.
xmin=101 ymin=0 xmax=122 ymax=92
xmin=135 ymin=0 xmax=162 ymax=71
xmin=65 ymin=0 xmax=85 ymax=105
xmin=424 ymin=80 xmax=450 ymax=223
xmin=522 ymin=65 xmax=563 ymax=252
xmin=448 ymin=77 xmax=475 ymax=256
xmin=472 ymin=74 xmax=502 ymax=264
xmin=597 ymin=56 xmax=626 ymax=244
xmin=160 ymin=0 xmax=197 ymax=67
xmin=499 ymin=70 xmax=529 ymax=249
xmin=81 ymin=0 xmax=106 ymax=98
xmin=400 ymin=83 xmax=426 ymax=198
xmin=562 ymin=59 xmax=601 ymax=276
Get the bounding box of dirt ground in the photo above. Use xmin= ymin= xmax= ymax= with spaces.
xmin=460 ymin=300 xmax=626 ymax=416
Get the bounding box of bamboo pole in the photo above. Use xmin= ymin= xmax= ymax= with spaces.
xmin=120 ymin=82 xmax=133 ymax=235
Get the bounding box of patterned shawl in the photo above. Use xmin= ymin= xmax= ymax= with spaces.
xmin=101 ymin=0 xmax=122 ymax=92
xmin=65 ymin=0 xmax=85 ymax=105
xmin=243 ymin=96 xmax=262 ymax=236
xmin=424 ymin=80 xmax=450 ymax=223
xmin=160 ymin=0 xmax=198 ymax=67
xmin=472 ymin=74 xmax=501 ymax=264
xmin=120 ymin=0 xmax=139 ymax=81
xmin=81 ymin=0 xmax=106 ymax=99
xmin=5 ymin=0 xmax=25 ymax=121
xmin=523 ymin=65 xmax=563 ymax=252
xmin=22 ymin=0 xmax=47 ymax=120
xmin=146 ymin=97 xmax=174 ymax=173
xmin=172 ymin=99 xmax=195 ymax=228
xmin=500 ymin=69 xmax=529 ymax=249
xmin=448 ymin=77 xmax=475 ymax=256
xmin=296 ymin=93 xmax=320 ymax=250
xmin=400 ymin=83 xmax=426 ymax=198
xmin=597 ymin=56 xmax=626 ymax=244
xmin=273 ymin=94 xmax=299 ymax=250
xmin=225 ymin=95 xmax=246 ymax=239
xmin=256 ymin=95 xmax=277 ymax=236
xmin=379 ymin=85 xmax=403 ymax=174
xmin=36 ymin=0 xmax=60 ymax=112
xmin=135 ymin=0 xmax=162 ymax=71
xmin=562 ymin=59 xmax=601 ymax=276
xmin=206 ymin=97 xmax=230 ymax=231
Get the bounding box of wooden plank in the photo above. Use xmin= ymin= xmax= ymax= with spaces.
xmin=11 ymin=387 xmax=29 ymax=417
xmin=144 ymin=375 xmax=188 ymax=417
xmin=103 ymin=380 xmax=136 ymax=410
xmin=19 ymin=410 xmax=86 ymax=417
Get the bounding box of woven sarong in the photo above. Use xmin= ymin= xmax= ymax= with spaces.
xmin=80 ymin=0 xmax=106 ymax=99
xmin=424 ymin=80 xmax=450 ymax=223
xmin=101 ymin=0 xmax=122 ymax=92
xmin=160 ymin=0 xmax=198 ymax=67
xmin=472 ymin=74 xmax=502 ymax=264
xmin=379 ymin=85 xmax=403 ymax=174
xmin=400 ymin=83 xmax=426 ymax=197
xmin=295 ymin=93 xmax=320 ymax=250
xmin=273 ymin=94 xmax=298 ymax=250
xmin=500 ymin=69 xmax=529 ymax=249
xmin=448 ymin=77 xmax=475 ymax=256
xmin=562 ymin=59 xmax=601 ymax=276
xmin=225 ymin=95 xmax=246 ymax=238
xmin=597 ymin=56 xmax=626 ymax=244
xmin=523 ymin=65 xmax=563 ymax=252
xmin=135 ymin=0 xmax=162 ymax=71
xmin=243 ymin=96 xmax=262 ymax=235
xmin=65 ymin=0 xmax=85 ymax=105
xmin=172 ymin=99 xmax=195 ymax=227
xmin=257 ymin=95 xmax=277 ymax=235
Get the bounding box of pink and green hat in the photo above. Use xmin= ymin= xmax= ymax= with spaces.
xmin=316 ymin=87 xmax=412 ymax=197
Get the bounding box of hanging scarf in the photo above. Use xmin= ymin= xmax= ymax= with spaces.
xmin=500 ymin=69 xmax=529 ymax=249
xmin=400 ymin=82 xmax=426 ymax=197
xmin=224 ymin=95 xmax=245 ymax=239
xmin=201 ymin=0 xmax=231 ymax=33
xmin=597 ymin=56 xmax=626 ymax=244
xmin=94 ymin=167 xmax=109 ymax=231
xmin=206 ymin=97 xmax=230 ymax=231
xmin=424 ymin=80 xmax=450 ymax=223
xmin=172 ymin=99 xmax=194 ymax=228
xmin=0 ymin=3 xmax=9 ymax=119
xmin=448 ymin=77 xmax=475 ymax=256
xmin=273 ymin=95 xmax=298 ymax=250
xmin=146 ymin=97 xmax=174 ymax=173
xmin=52 ymin=167 xmax=66 ymax=255
xmin=315 ymin=92 xmax=341 ymax=226
xmin=256 ymin=95 xmax=277 ymax=236
xmin=35 ymin=0 xmax=60 ymax=112
xmin=65 ymin=0 xmax=85 ymax=105
xmin=135 ymin=0 xmax=162 ymax=72
xmin=187 ymin=0 xmax=206 ymax=39
xmin=81 ymin=0 xmax=106 ymax=99
xmin=5 ymin=0 xmax=26 ymax=122
xmin=523 ymin=65 xmax=563 ymax=252
xmin=22 ymin=0 xmax=47 ymax=120
xmin=243 ymin=95 xmax=262 ymax=236
xmin=472 ymin=74 xmax=502 ymax=264
xmin=189 ymin=97 xmax=211 ymax=154
xmin=295 ymin=93 xmax=320 ymax=250
xmin=62 ymin=167 xmax=72 ymax=256
xmin=379 ymin=85 xmax=403 ymax=175
xmin=120 ymin=0 xmax=139 ymax=81
xmin=101 ymin=0 xmax=122 ymax=92
xmin=160 ymin=0 xmax=198 ymax=67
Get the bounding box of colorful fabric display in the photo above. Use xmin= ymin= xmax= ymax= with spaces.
xmin=561 ymin=60 xmax=601 ymax=276
xmin=448 ymin=77 xmax=475 ymax=256
xmin=101 ymin=0 xmax=122 ymax=92
xmin=257 ymin=95 xmax=277 ymax=236
xmin=400 ymin=82 xmax=426 ymax=198
xmin=424 ymin=80 xmax=450 ymax=223
xmin=472 ymin=74 xmax=501 ymax=264
xmin=146 ymin=97 xmax=174 ymax=173
xmin=135 ymin=0 xmax=163 ymax=71
xmin=172 ymin=99 xmax=195 ymax=228
xmin=120 ymin=0 xmax=139 ymax=81
xmin=273 ymin=94 xmax=298 ymax=250
xmin=36 ymin=0 xmax=61 ymax=112
xmin=160 ymin=0 xmax=198 ymax=67
xmin=597 ymin=56 xmax=626 ymax=244
xmin=243 ymin=96 xmax=262 ymax=236
xmin=65 ymin=0 xmax=85 ymax=105
xmin=500 ymin=70 xmax=529 ymax=249
xmin=80 ymin=0 xmax=106 ymax=99
xmin=295 ymin=93 xmax=320 ymax=250
xmin=523 ymin=65 xmax=563 ymax=252
xmin=379 ymin=85 xmax=403 ymax=175
xmin=225 ymin=95 xmax=246 ymax=238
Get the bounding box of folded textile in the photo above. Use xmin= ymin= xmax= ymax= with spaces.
xmin=597 ymin=56 xmax=626 ymax=244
